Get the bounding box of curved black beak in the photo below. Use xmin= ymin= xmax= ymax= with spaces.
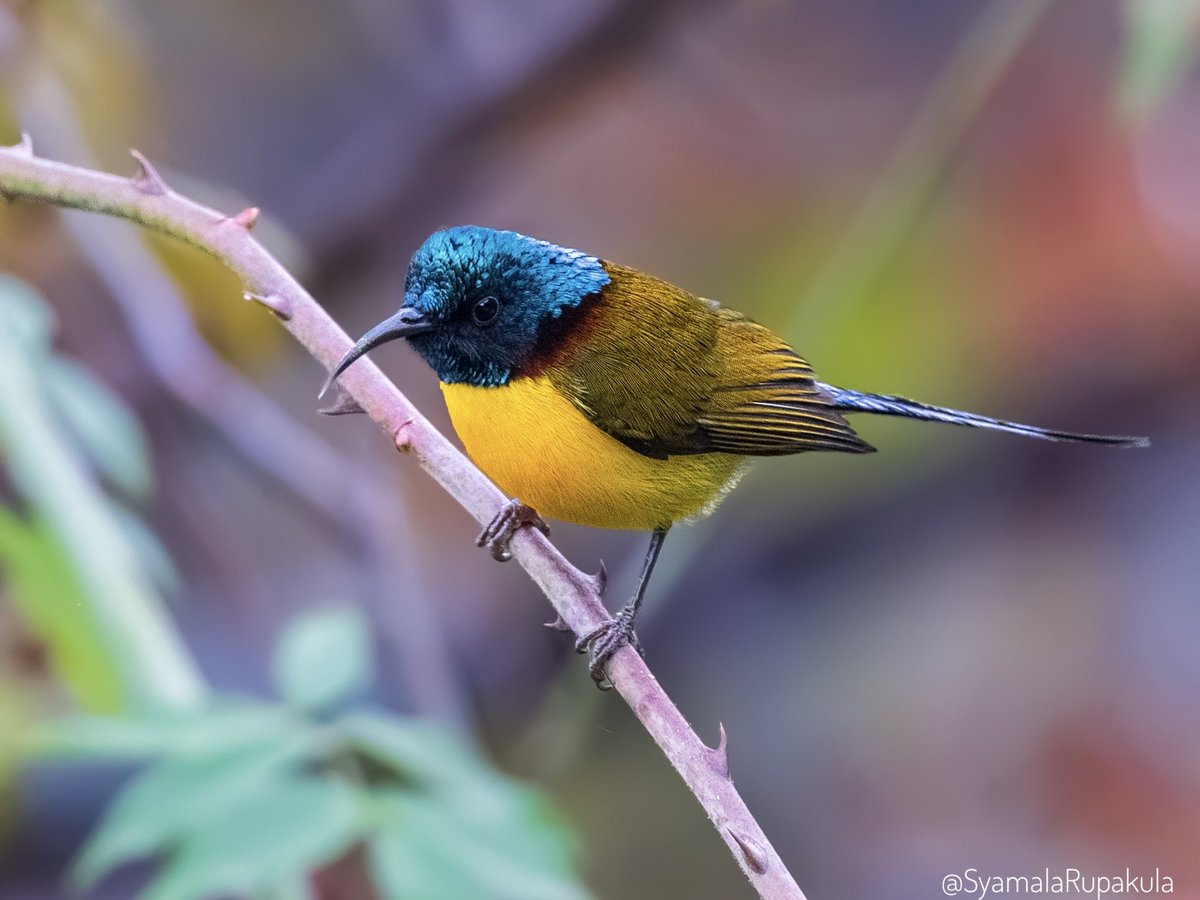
xmin=319 ymin=307 xmax=434 ymax=398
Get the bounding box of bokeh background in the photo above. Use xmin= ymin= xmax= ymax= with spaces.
xmin=1 ymin=0 xmax=1198 ymax=898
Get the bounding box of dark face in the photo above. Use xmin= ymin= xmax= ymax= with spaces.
xmin=326 ymin=227 xmax=610 ymax=391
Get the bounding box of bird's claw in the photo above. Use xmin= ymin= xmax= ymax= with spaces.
xmin=476 ymin=500 xmax=548 ymax=561
xmin=574 ymin=606 xmax=644 ymax=690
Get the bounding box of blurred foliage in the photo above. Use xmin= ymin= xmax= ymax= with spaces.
xmin=31 ymin=607 xmax=586 ymax=900
xmin=0 ymin=276 xmax=160 ymax=712
xmin=0 ymin=510 xmax=122 ymax=711
xmin=273 ymin=607 xmax=373 ymax=714
xmin=42 ymin=355 xmax=153 ymax=500
xmin=4 ymin=0 xmax=294 ymax=373
xmin=33 ymin=0 xmax=150 ymax=158
xmin=0 ymin=682 xmax=26 ymax=832
xmin=144 ymin=230 xmax=292 ymax=372
xmin=0 ymin=95 xmax=14 ymax=135
xmin=1 ymin=281 xmax=586 ymax=898
xmin=1117 ymin=0 xmax=1200 ymax=121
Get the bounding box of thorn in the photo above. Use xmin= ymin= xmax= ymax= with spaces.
xmin=590 ymin=559 xmax=607 ymax=598
xmin=705 ymin=723 xmax=730 ymax=778
xmin=243 ymin=291 xmax=291 ymax=321
xmin=543 ymin=615 xmax=572 ymax=632
xmin=12 ymin=132 xmax=33 ymax=155
xmin=392 ymin=418 xmax=415 ymax=451
xmin=317 ymin=392 xmax=365 ymax=416
xmin=727 ymin=830 xmax=768 ymax=875
xmin=129 ymin=149 xmax=167 ymax=195
xmin=226 ymin=206 xmax=260 ymax=230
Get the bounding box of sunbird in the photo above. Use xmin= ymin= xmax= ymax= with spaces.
xmin=324 ymin=226 xmax=1148 ymax=688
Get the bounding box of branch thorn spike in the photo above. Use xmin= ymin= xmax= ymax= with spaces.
xmin=243 ymin=291 xmax=291 ymax=320
xmin=706 ymin=722 xmax=730 ymax=778
xmin=318 ymin=391 xmax=366 ymax=416
xmin=590 ymin=558 xmax=607 ymax=597
xmin=727 ymin=829 xmax=768 ymax=875
xmin=129 ymin=149 xmax=167 ymax=195
xmin=14 ymin=132 xmax=33 ymax=155
xmin=543 ymin=615 xmax=572 ymax=632
xmin=229 ymin=206 xmax=260 ymax=230
xmin=392 ymin=417 xmax=416 ymax=451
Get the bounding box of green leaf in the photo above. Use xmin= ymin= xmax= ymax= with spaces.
xmin=0 ymin=275 xmax=55 ymax=352
xmin=268 ymin=873 xmax=318 ymax=900
xmin=110 ymin=504 xmax=180 ymax=596
xmin=0 ymin=508 xmax=124 ymax=711
xmin=338 ymin=711 xmax=522 ymax=817
xmin=338 ymin=713 xmax=550 ymax=812
xmin=338 ymin=712 xmax=496 ymax=788
xmin=26 ymin=702 xmax=299 ymax=762
xmin=272 ymin=608 xmax=372 ymax=712
xmin=1118 ymin=0 xmax=1200 ymax=122
xmin=368 ymin=791 xmax=588 ymax=900
xmin=143 ymin=775 xmax=364 ymax=900
xmin=42 ymin=356 xmax=153 ymax=499
xmin=73 ymin=732 xmax=317 ymax=889
xmin=0 ymin=684 xmax=30 ymax=794
xmin=342 ymin=713 xmax=583 ymax=893
xmin=0 ymin=279 xmax=205 ymax=712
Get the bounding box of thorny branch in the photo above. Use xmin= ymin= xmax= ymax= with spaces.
xmin=0 ymin=138 xmax=807 ymax=900
xmin=13 ymin=62 xmax=469 ymax=729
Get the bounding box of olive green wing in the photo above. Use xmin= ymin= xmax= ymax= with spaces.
xmin=549 ymin=264 xmax=873 ymax=458
xmin=696 ymin=304 xmax=874 ymax=456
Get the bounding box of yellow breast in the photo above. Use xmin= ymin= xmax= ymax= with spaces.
xmin=441 ymin=377 xmax=745 ymax=531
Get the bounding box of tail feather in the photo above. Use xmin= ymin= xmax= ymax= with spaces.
xmin=817 ymin=383 xmax=1149 ymax=448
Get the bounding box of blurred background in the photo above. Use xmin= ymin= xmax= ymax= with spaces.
xmin=0 ymin=0 xmax=1197 ymax=897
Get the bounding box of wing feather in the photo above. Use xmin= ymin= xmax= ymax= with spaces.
xmin=546 ymin=265 xmax=873 ymax=459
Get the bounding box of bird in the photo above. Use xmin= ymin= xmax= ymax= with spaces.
xmin=323 ymin=226 xmax=1149 ymax=688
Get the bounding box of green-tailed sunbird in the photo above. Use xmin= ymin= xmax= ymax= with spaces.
xmin=324 ymin=226 xmax=1148 ymax=688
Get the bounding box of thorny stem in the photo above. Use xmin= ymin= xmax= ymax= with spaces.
xmin=14 ymin=62 xmax=470 ymax=730
xmin=0 ymin=139 xmax=807 ymax=900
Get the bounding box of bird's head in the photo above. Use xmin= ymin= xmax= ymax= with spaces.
xmin=323 ymin=226 xmax=610 ymax=392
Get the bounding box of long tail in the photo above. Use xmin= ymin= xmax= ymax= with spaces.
xmin=817 ymin=383 xmax=1149 ymax=448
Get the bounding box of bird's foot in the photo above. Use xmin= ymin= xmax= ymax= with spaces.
xmin=574 ymin=604 xmax=644 ymax=691
xmin=476 ymin=500 xmax=549 ymax=562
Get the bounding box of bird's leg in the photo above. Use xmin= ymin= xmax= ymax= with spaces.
xmin=477 ymin=499 xmax=549 ymax=561
xmin=575 ymin=527 xmax=668 ymax=690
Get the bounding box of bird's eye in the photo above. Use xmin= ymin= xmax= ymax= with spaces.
xmin=472 ymin=295 xmax=500 ymax=326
